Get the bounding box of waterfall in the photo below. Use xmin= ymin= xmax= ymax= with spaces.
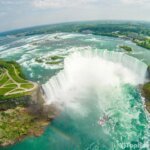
xmin=42 ymin=50 xmax=148 ymax=105
xmin=41 ymin=49 xmax=149 ymax=149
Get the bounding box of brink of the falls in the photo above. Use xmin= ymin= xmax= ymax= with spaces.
xmin=42 ymin=50 xmax=148 ymax=105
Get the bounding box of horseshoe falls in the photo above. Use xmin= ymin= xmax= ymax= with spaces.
xmin=42 ymin=50 xmax=149 ymax=149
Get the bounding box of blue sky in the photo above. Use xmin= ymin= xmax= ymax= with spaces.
xmin=0 ymin=0 xmax=150 ymax=32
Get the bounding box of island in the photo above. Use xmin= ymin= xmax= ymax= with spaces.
xmin=35 ymin=55 xmax=63 ymax=65
xmin=0 ymin=60 xmax=55 ymax=147
xmin=119 ymin=45 xmax=132 ymax=52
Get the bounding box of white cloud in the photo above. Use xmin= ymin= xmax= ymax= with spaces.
xmin=0 ymin=12 xmax=6 ymax=17
xmin=0 ymin=0 xmax=150 ymax=32
xmin=0 ymin=0 xmax=27 ymax=5
xmin=32 ymin=0 xmax=99 ymax=9
xmin=32 ymin=0 xmax=150 ymax=9
xmin=121 ymin=0 xmax=150 ymax=4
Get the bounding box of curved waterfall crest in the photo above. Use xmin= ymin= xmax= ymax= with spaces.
xmin=42 ymin=50 xmax=147 ymax=105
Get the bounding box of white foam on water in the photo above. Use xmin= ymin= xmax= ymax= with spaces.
xmin=85 ymin=37 xmax=102 ymax=42
xmin=59 ymin=33 xmax=84 ymax=39
xmin=19 ymin=33 xmax=84 ymax=45
xmin=0 ymin=45 xmax=7 ymax=51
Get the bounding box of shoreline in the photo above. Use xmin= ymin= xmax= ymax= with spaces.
xmin=142 ymin=82 xmax=150 ymax=113
xmin=0 ymin=84 xmax=59 ymax=147
xmin=0 ymin=106 xmax=51 ymax=147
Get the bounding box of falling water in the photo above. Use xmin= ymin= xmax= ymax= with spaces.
xmin=42 ymin=50 xmax=148 ymax=105
xmin=42 ymin=50 xmax=149 ymax=149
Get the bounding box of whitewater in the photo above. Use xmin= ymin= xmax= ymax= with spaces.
xmin=42 ymin=50 xmax=147 ymax=105
xmin=42 ymin=50 xmax=149 ymax=149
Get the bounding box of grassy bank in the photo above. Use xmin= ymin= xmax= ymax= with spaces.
xmin=133 ymin=38 xmax=150 ymax=50
xmin=0 ymin=107 xmax=49 ymax=146
xmin=143 ymin=82 xmax=150 ymax=113
xmin=0 ymin=60 xmax=35 ymax=100
xmin=0 ymin=60 xmax=51 ymax=147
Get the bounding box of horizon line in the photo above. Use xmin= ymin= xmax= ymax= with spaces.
xmin=0 ymin=19 xmax=150 ymax=35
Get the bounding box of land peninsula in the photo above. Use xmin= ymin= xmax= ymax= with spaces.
xmin=0 ymin=60 xmax=55 ymax=147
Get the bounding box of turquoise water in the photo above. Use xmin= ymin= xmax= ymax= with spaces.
xmin=0 ymin=33 xmax=150 ymax=83
xmin=0 ymin=32 xmax=149 ymax=150
xmin=1 ymin=84 xmax=149 ymax=150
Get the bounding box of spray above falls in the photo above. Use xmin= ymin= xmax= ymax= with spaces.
xmin=42 ymin=50 xmax=148 ymax=105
